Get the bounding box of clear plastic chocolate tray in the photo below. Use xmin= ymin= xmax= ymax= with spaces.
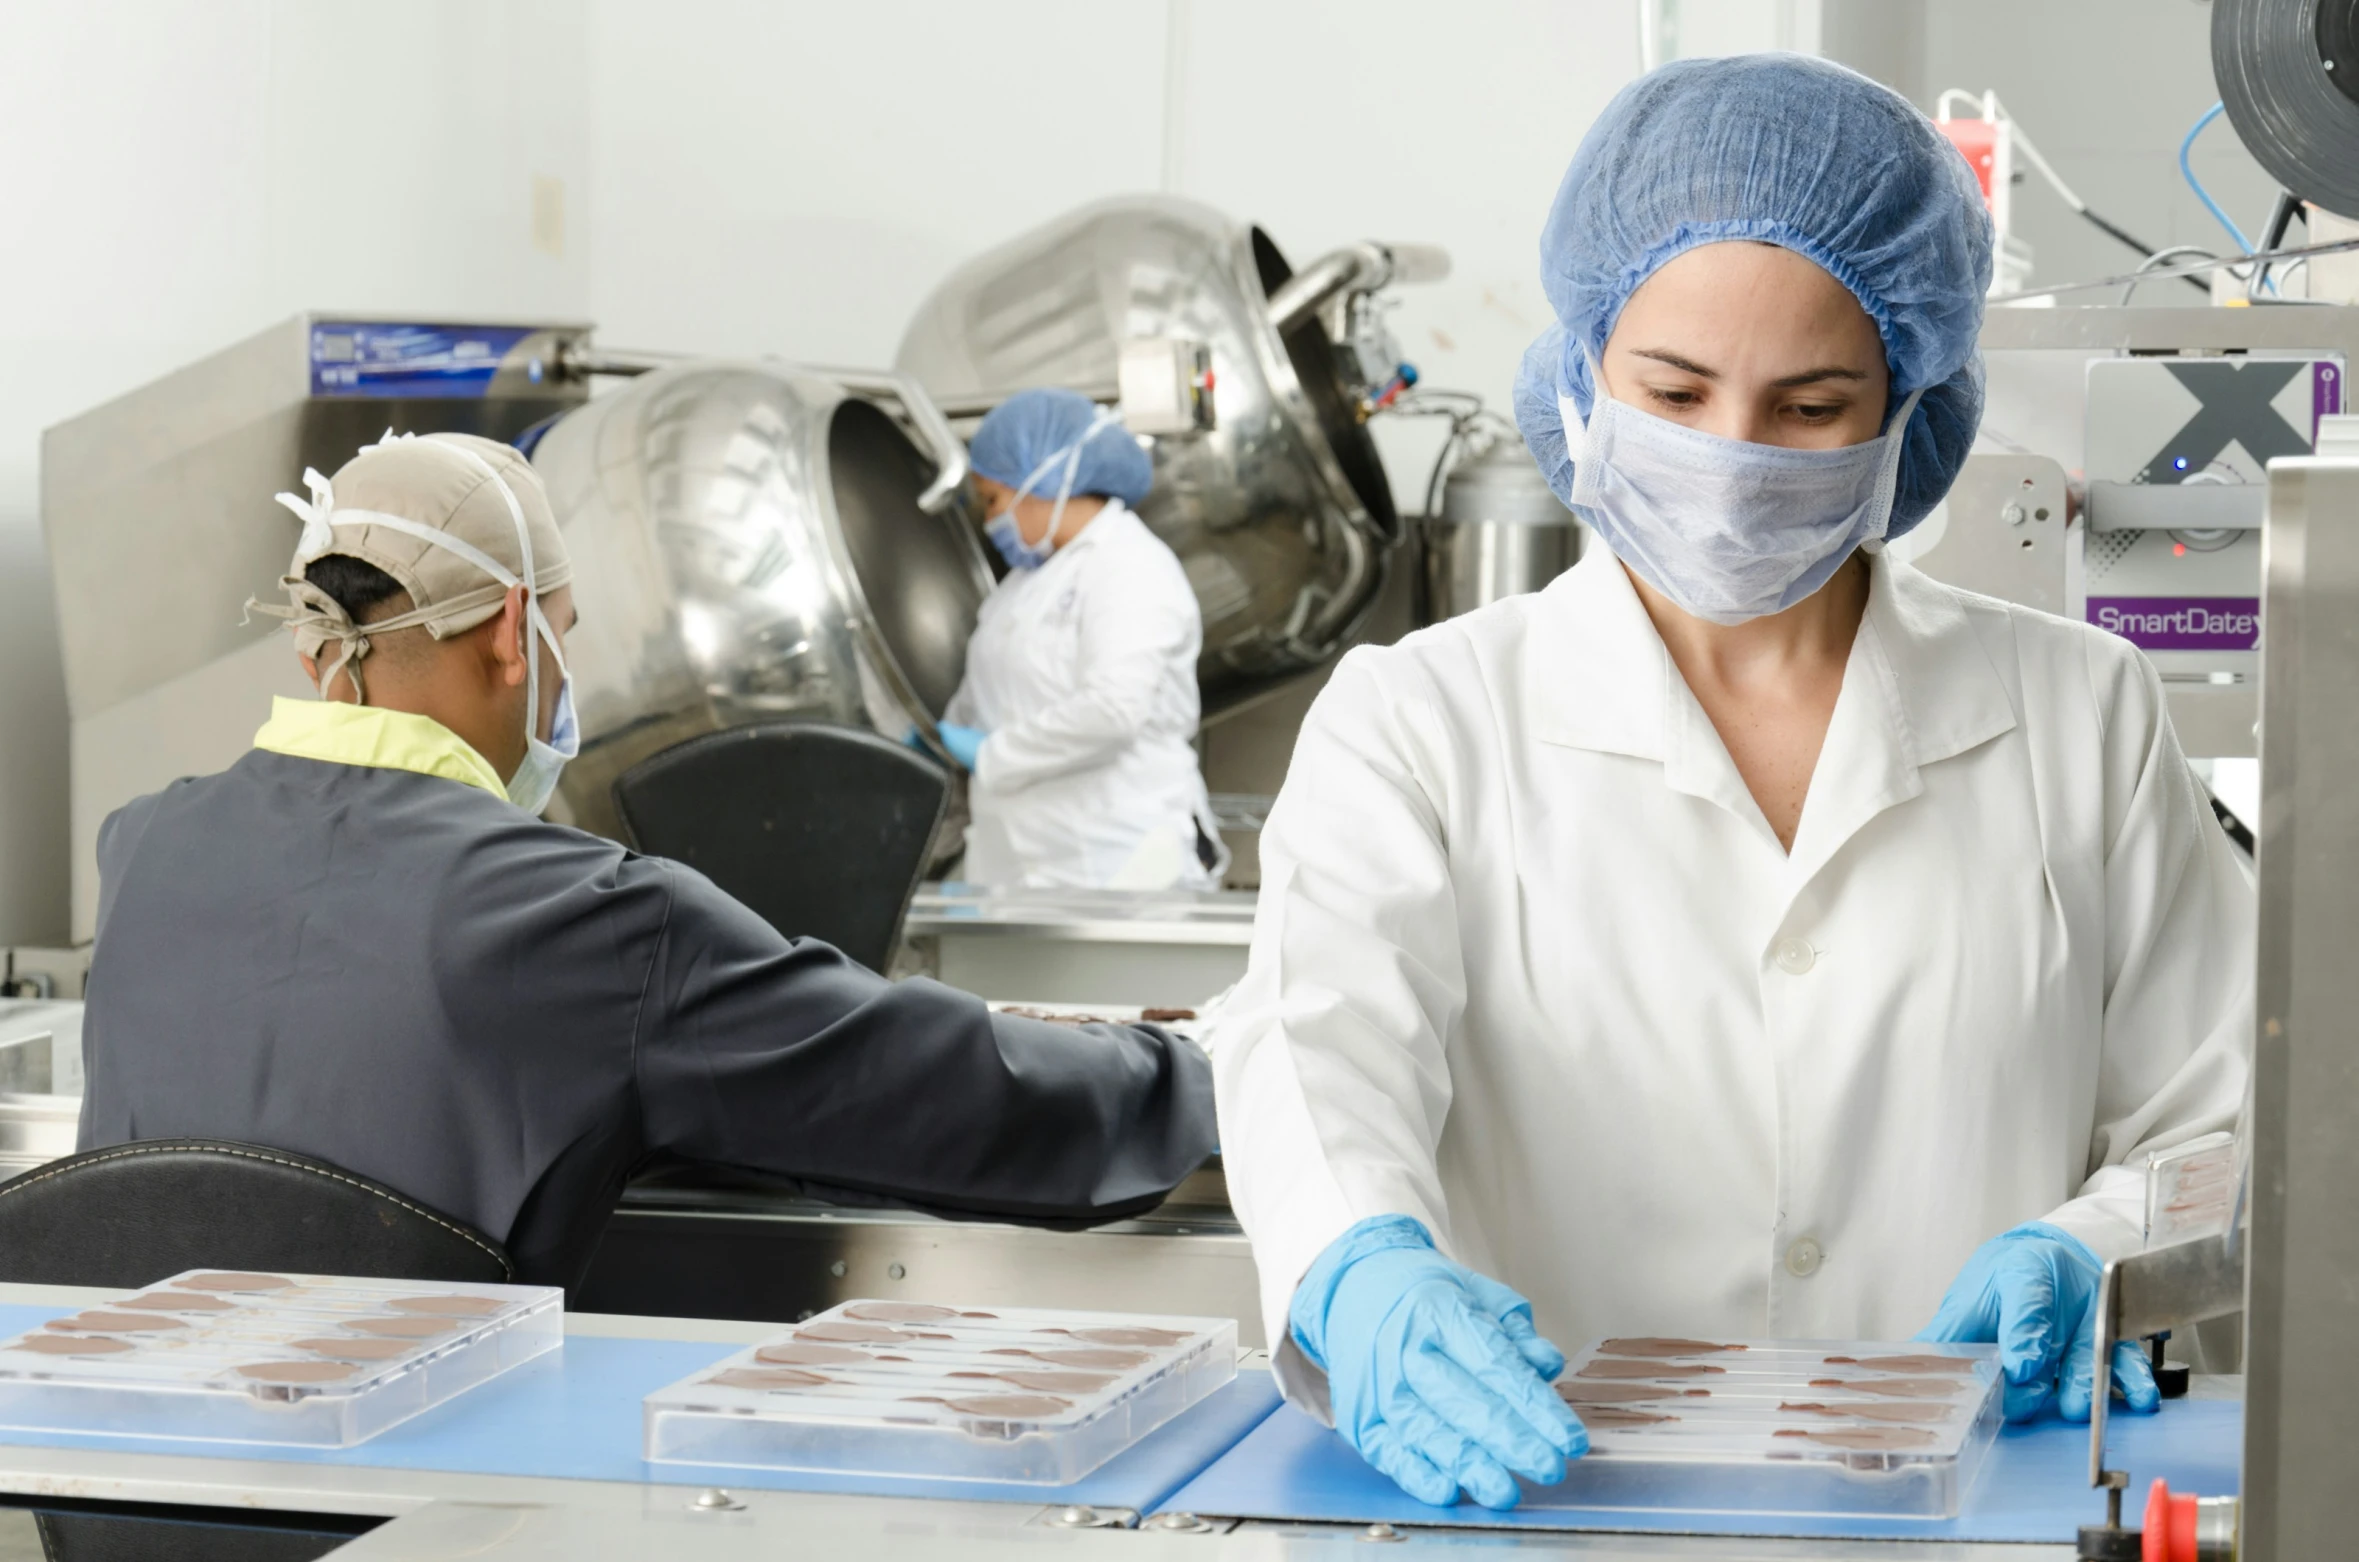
xmin=0 ymin=1270 xmax=561 ymax=1447
xmin=1546 ymin=1337 xmax=2003 ymax=1517
xmin=644 ymin=1300 xmax=1236 ymax=1483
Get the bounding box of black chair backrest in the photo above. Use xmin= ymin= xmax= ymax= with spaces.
xmin=613 ymin=721 xmax=949 ymax=972
xmin=0 ymin=1139 xmax=512 ymax=1288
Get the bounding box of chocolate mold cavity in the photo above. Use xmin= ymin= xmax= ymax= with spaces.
xmin=117 ymin=1293 xmax=233 ymax=1313
xmin=13 ymin=1334 xmax=132 ymax=1356
xmin=179 ymin=1273 xmax=294 ymax=1292
xmin=843 ymin=1303 xmax=959 ymax=1324
xmin=1823 ymin=1354 xmax=1977 ymax=1374
xmin=756 ymin=1342 xmax=866 ymax=1367
xmin=709 ymin=1367 xmax=832 ymax=1390
xmin=1577 ymin=1359 xmax=1724 ymax=1380
xmin=1557 ymin=1380 xmax=1711 ymax=1404
xmin=1781 ymin=1399 xmax=1953 ymax=1424
xmin=46 ymin=1312 xmax=183 ymax=1334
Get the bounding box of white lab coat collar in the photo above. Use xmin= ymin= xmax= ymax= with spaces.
xmin=1525 ymin=545 xmax=2019 ymax=871
xmin=1040 ymin=497 xmax=1133 ymax=568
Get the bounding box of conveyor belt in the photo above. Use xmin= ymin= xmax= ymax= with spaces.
xmin=1157 ymin=1396 xmax=2242 ymax=1540
xmin=0 ymin=1304 xmax=1281 ymax=1515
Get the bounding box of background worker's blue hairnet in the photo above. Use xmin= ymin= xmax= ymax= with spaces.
xmin=969 ymin=386 xmax=1154 ymax=507
xmin=1512 ymin=53 xmax=1992 ymax=540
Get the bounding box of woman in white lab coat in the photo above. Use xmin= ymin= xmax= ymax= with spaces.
xmin=936 ymin=387 xmax=1227 ymax=891
xmin=1211 ymin=56 xmax=2252 ymax=1510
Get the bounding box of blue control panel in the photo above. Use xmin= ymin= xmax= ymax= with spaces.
xmin=309 ymin=322 xmax=547 ymax=398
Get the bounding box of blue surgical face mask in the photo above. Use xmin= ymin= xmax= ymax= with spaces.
xmin=1560 ymin=363 xmax=1924 ymax=625
xmin=506 ymin=602 xmax=578 ymax=817
xmin=985 ymin=507 xmax=1056 ymax=572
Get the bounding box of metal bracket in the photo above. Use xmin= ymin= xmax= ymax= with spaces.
xmin=1033 ymin=1504 xmax=1138 ymax=1530
xmin=2088 ymin=1232 xmax=2246 ymax=1490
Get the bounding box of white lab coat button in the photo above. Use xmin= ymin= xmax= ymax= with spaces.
xmin=1785 ymin=1237 xmax=1824 ymax=1278
xmin=1772 ymin=937 xmax=1816 ymax=975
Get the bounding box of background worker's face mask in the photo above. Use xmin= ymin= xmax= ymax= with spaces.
xmin=980 ymin=407 xmax=1124 ymax=572
xmin=1561 ymin=359 xmax=1924 ymax=626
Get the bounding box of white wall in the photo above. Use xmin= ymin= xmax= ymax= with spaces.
xmin=585 ymin=0 xmax=1644 ymax=497
xmin=0 ymin=0 xmax=2278 ymax=940
xmin=0 ymin=0 xmax=590 ymax=943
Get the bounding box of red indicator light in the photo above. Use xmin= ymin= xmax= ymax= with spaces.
xmin=2173 ymin=543 xmax=2187 ymax=557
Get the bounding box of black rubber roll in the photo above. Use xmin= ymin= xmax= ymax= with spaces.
xmin=2215 ymin=0 xmax=2359 ymax=218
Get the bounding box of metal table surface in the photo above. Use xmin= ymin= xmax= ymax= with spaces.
xmin=900 ymin=885 xmax=1257 ymax=1006
xmin=0 ymin=1285 xmax=2177 ymax=1559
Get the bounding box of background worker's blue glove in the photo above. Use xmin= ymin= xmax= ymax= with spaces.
xmin=910 ymin=722 xmax=990 ymax=771
xmin=1916 ymin=1222 xmax=2161 ymax=1424
xmin=1290 ymin=1215 xmax=1586 ymax=1509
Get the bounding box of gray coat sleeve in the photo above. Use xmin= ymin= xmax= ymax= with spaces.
xmin=630 ymin=858 xmax=1217 ymax=1223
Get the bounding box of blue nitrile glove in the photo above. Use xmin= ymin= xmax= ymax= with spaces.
xmin=1290 ymin=1215 xmax=1586 ymax=1509
xmin=1916 ymin=1222 xmax=2161 ymax=1424
xmin=936 ymin=722 xmax=986 ymax=772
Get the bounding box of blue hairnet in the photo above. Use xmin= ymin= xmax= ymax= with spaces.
xmin=1513 ymin=54 xmax=1992 ymax=539
xmin=969 ymin=387 xmax=1154 ymax=507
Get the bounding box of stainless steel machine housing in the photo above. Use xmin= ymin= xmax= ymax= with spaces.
xmin=896 ymin=196 xmax=1405 ymax=712
xmin=1420 ymin=438 xmax=1581 ymax=623
xmin=529 ymin=362 xmax=995 ymax=841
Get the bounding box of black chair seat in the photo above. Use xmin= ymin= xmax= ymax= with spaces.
xmin=614 ymin=720 xmax=949 ymax=973
xmin=0 ymin=1140 xmax=510 ymax=1560
xmin=0 ymin=1138 xmax=512 ymax=1288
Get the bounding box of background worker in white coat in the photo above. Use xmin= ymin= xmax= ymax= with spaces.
xmin=939 ymin=387 xmax=1228 ymax=890
xmin=1211 ymin=55 xmax=2252 ymax=1511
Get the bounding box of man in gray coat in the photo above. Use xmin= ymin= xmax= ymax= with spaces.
xmin=79 ymin=432 xmax=1216 ymax=1288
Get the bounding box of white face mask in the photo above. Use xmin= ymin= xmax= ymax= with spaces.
xmin=1560 ymin=366 xmax=1924 ymax=626
xmin=506 ymin=605 xmax=578 ymax=816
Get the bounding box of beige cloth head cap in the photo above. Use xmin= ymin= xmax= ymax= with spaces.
xmin=248 ymin=432 xmax=571 ymax=702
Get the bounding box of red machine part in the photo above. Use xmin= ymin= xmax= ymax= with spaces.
xmin=1936 ymin=119 xmax=2000 ymax=210
xmin=2143 ymin=1479 xmax=2197 ymax=1562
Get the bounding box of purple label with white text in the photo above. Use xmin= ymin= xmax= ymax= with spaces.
xmin=2088 ymin=597 xmax=2260 ymax=651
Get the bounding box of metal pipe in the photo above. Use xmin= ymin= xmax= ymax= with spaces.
xmin=931 ymin=383 xmax=1121 ymax=422
xmin=1266 ymin=241 xmax=1452 ymax=334
xmin=554 ymin=343 xmax=680 ymax=379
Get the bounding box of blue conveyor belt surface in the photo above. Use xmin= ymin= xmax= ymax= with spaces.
xmin=1155 ymin=1397 xmax=2241 ymax=1540
xmin=0 ymin=1305 xmax=1282 ymax=1512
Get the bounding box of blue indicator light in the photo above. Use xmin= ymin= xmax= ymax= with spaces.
xmin=2173 ymin=457 xmax=2189 ymax=471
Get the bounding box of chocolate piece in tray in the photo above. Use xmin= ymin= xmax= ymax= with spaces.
xmin=1780 ymin=1399 xmax=1954 ymax=1424
xmin=1822 ymin=1353 xmax=1976 ymax=1374
xmin=1547 ymin=1337 xmax=2004 ymax=1519
xmin=0 ymin=1271 xmax=560 ymax=1449
xmin=1597 ymin=1337 xmax=1748 ymax=1358
xmin=643 ymin=1300 xmax=1238 ymax=1484
xmin=1576 ymin=1358 xmax=1725 ymax=1380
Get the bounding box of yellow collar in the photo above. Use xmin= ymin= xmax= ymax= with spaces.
xmin=253 ymin=697 xmax=509 ymax=801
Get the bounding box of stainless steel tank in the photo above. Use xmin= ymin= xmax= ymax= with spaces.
xmin=530 ymin=361 xmax=991 ymax=840
xmin=896 ymin=196 xmax=1433 ymax=712
xmin=1421 ymin=439 xmax=1581 ymax=623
